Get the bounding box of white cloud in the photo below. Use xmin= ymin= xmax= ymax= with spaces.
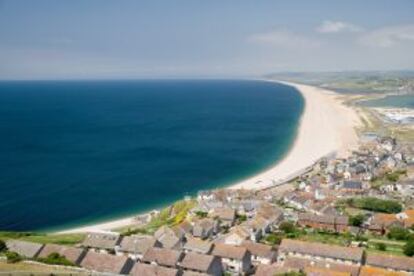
xmin=248 ymin=30 xmax=320 ymax=48
xmin=359 ymin=25 xmax=414 ymax=48
xmin=316 ymin=20 xmax=362 ymax=33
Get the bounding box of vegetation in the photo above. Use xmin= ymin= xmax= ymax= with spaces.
xmin=403 ymin=240 xmax=414 ymax=256
xmin=5 ymin=251 xmax=22 ymax=263
xmin=277 ymin=272 xmax=306 ymax=276
xmin=264 ymin=233 xmax=283 ymax=245
xmin=0 ymin=232 xmax=85 ymax=246
xmin=236 ymin=214 xmax=247 ymax=223
xmin=0 ymin=239 xmax=6 ymax=252
xmin=37 ymin=252 xmax=75 ymax=266
xmin=349 ymin=214 xmax=365 ymax=227
xmin=121 ymin=199 xmax=196 ymax=235
xmin=387 ymin=227 xmax=412 ymax=241
xmin=375 ymin=242 xmax=387 ymax=251
xmin=346 ymin=197 xmax=402 ymax=213
xmin=194 ymin=211 xmax=208 ymax=218
xmin=279 ymin=221 xmax=297 ymax=234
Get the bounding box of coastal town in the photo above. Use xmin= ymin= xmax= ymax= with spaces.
xmin=1 ymin=132 xmax=414 ymax=275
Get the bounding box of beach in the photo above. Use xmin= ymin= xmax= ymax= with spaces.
xmin=57 ymin=80 xmax=361 ymax=234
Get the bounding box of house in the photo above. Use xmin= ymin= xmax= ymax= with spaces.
xmin=175 ymin=220 xmax=193 ymax=237
xmin=183 ymin=237 xmax=214 ymax=255
xmin=255 ymin=264 xmax=300 ymax=276
xmin=277 ymin=239 xmax=364 ymax=264
xmin=368 ymin=213 xmax=403 ymax=234
xmin=80 ymin=251 xmax=134 ymax=274
xmin=142 ymin=247 xmax=183 ymax=268
xmin=241 ymin=241 xmax=276 ymax=265
xmin=5 ymin=240 xmax=44 ymax=259
xmin=298 ymin=213 xmax=349 ymax=233
xmin=365 ymin=253 xmax=414 ymax=273
xmin=282 ymin=256 xmax=361 ymax=276
xmin=117 ymin=235 xmax=161 ymax=259
xmin=304 ymin=267 xmax=351 ymax=276
xmin=211 ymin=243 xmax=252 ymax=274
xmin=341 ymin=180 xmax=363 ymax=193
xmin=82 ymin=231 xmax=121 ymax=252
xmin=180 ymin=252 xmax=223 ymax=275
xmin=210 ymin=207 xmax=236 ymax=227
xmin=154 ymin=226 xmax=185 ymax=250
xmin=243 ymin=216 xmax=270 ymax=242
xmin=37 ymin=244 xmax=87 ymax=265
xmin=359 ymin=266 xmax=410 ymax=276
xmin=193 ymin=218 xmax=217 ymax=239
xmin=396 ymin=209 xmax=414 ymax=228
xmin=223 ymin=225 xmax=251 ymax=245
xmin=130 ymin=263 xmax=179 ymax=276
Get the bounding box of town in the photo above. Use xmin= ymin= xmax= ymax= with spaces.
xmin=1 ymin=133 xmax=414 ymax=275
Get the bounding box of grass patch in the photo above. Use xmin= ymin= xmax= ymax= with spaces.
xmin=0 ymin=232 xmax=85 ymax=245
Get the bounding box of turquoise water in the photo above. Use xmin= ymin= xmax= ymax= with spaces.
xmin=0 ymin=80 xmax=303 ymax=231
xmin=360 ymin=94 xmax=414 ymax=108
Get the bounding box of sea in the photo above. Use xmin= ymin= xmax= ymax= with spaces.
xmin=0 ymin=80 xmax=304 ymax=231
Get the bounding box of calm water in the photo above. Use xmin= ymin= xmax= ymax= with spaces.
xmin=361 ymin=94 xmax=414 ymax=108
xmin=0 ymin=80 xmax=303 ymax=231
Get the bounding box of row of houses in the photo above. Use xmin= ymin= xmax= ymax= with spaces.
xmin=6 ymin=237 xmax=414 ymax=275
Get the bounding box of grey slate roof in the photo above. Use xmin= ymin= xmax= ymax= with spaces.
xmin=6 ymin=240 xmax=44 ymax=258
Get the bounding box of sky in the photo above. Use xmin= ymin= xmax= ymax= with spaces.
xmin=1 ymin=0 xmax=414 ymax=79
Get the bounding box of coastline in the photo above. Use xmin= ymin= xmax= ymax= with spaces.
xmin=56 ymin=80 xmax=361 ymax=234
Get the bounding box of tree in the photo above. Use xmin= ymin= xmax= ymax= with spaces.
xmin=0 ymin=239 xmax=6 ymax=252
xmin=349 ymin=214 xmax=365 ymax=227
xmin=279 ymin=221 xmax=296 ymax=234
xmin=37 ymin=252 xmax=75 ymax=266
xmin=403 ymin=240 xmax=414 ymax=257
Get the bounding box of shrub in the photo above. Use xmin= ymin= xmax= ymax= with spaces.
xmin=404 ymin=240 xmax=414 ymax=257
xmin=5 ymin=251 xmax=22 ymax=263
xmin=265 ymin=233 xmax=282 ymax=245
xmin=279 ymin=221 xmax=296 ymax=234
xmin=195 ymin=211 xmax=208 ymax=218
xmin=37 ymin=252 xmax=75 ymax=266
xmin=387 ymin=227 xmax=410 ymax=241
xmin=375 ymin=242 xmax=387 ymax=251
xmin=347 ymin=197 xmax=402 ymax=213
xmin=0 ymin=239 xmax=6 ymax=252
xmin=349 ymin=214 xmax=365 ymax=227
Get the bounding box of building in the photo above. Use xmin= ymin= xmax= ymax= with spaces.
xmin=359 ymin=266 xmax=410 ymax=276
xmin=37 ymin=244 xmax=87 ymax=265
xmin=210 ymin=207 xmax=236 ymax=227
xmin=365 ymin=253 xmax=414 ymax=273
xmin=130 ymin=263 xmax=179 ymax=276
xmin=277 ymin=239 xmax=364 ymax=265
xmin=183 ymin=237 xmax=214 ymax=255
xmin=192 ymin=218 xmax=217 ymax=239
xmin=211 ymin=243 xmax=252 ymax=274
xmin=142 ymin=247 xmax=183 ymax=269
xmin=241 ymin=241 xmax=276 ymax=265
xmin=298 ymin=213 xmax=349 ymax=233
xmin=117 ymin=235 xmax=161 ymax=260
xmin=82 ymin=231 xmax=121 ymax=252
xmin=154 ymin=226 xmax=185 ymax=250
xmin=5 ymin=240 xmax=44 ymax=259
xmin=180 ymin=252 xmax=223 ymax=275
xmin=80 ymin=251 xmax=134 ymax=274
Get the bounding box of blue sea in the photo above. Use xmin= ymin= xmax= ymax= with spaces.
xmin=0 ymin=80 xmax=303 ymax=231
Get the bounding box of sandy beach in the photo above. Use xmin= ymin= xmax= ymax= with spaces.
xmin=57 ymin=80 xmax=361 ymax=234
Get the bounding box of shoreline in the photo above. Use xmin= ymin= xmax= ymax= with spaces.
xmin=56 ymin=80 xmax=361 ymax=234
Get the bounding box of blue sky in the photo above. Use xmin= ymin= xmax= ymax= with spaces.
xmin=1 ymin=0 xmax=414 ymax=79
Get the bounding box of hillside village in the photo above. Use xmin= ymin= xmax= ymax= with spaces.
xmin=1 ymin=134 xmax=414 ymax=275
